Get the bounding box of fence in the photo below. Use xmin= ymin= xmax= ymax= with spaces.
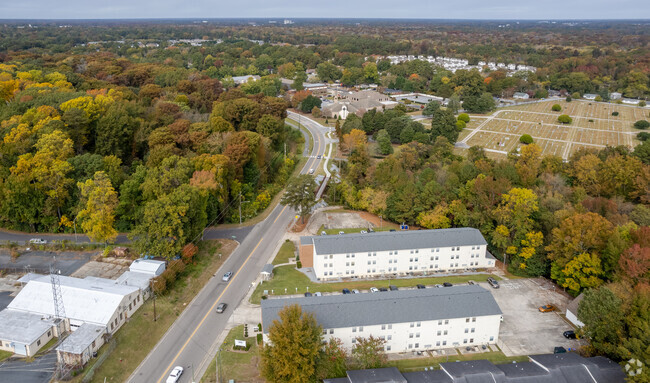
xmin=81 ymin=339 xmax=117 ymax=383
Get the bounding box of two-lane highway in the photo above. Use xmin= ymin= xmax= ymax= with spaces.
xmin=128 ymin=113 xmax=329 ymax=383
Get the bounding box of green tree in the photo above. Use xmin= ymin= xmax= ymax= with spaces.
xmin=578 ymin=287 xmax=624 ymax=357
xmin=316 ymin=62 xmax=342 ymax=83
xmin=462 ymin=93 xmax=495 ymax=113
xmin=558 ymin=114 xmax=572 ymax=124
xmin=281 ymin=175 xmax=318 ymax=223
xmin=300 ymin=95 xmax=322 ymax=113
xmin=551 ymin=104 xmax=562 ymax=112
xmin=422 ymin=100 xmax=440 ymax=116
xmin=633 ymin=120 xmax=649 ymax=130
xmin=457 ymin=113 xmax=470 ymax=123
xmin=77 ymin=171 xmax=118 ymax=243
xmin=430 ymin=108 xmax=459 ymax=143
xmin=351 ymin=336 xmax=387 ymax=370
xmin=261 ymin=304 xmax=322 ymax=383
xmin=363 ymin=62 xmax=379 ymax=84
xmin=519 ymin=134 xmax=533 ymax=144
xmin=376 ymin=129 xmax=393 ymax=155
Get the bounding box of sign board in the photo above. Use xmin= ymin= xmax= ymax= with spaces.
xmin=235 ymin=339 xmax=247 ymax=347
xmin=400 ymin=225 xmax=409 ymax=230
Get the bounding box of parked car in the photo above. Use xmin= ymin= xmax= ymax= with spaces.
xmin=487 ymin=277 xmax=500 ymax=289
xmin=222 ymin=271 xmax=233 ymax=282
xmin=166 ymin=366 xmax=184 ymax=383
xmin=389 ymin=285 xmax=398 ymax=291
xmin=553 ymin=346 xmax=567 ymax=354
xmin=416 ymin=284 xmax=426 ymax=289
xmin=360 ymin=230 xmax=368 ymax=234
xmin=434 ymin=284 xmax=444 ymax=288
xmin=351 ymin=289 xmax=360 ymax=294
xmin=468 ymin=280 xmax=476 ymax=285
xmin=338 ymin=231 xmax=345 ymax=235
xmin=443 ymin=282 xmax=453 ymax=287
xmin=29 ymin=238 xmax=47 ymax=245
xmin=216 ymin=303 xmax=227 ymax=313
xmin=321 ymin=231 xmax=327 ymax=236
xmin=379 ymin=287 xmax=388 ymax=292
xmin=370 ymin=287 xmax=379 ymax=293
xmin=389 ymin=229 xmax=396 ymax=232
xmin=304 ymin=292 xmax=312 ymax=297
xmin=314 ymin=292 xmax=322 ymax=297
xmin=342 ymin=288 xmax=351 ymax=294
xmin=563 ymin=330 xmax=577 ymax=339
xmin=538 ymin=304 xmax=557 ymax=312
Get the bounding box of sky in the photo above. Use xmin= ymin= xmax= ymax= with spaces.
xmin=0 ymin=0 xmax=647 ymax=20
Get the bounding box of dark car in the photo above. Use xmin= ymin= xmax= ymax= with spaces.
xmin=487 ymin=277 xmax=500 ymax=289
xmin=216 ymin=303 xmax=227 ymax=313
xmin=389 ymin=229 xmax=396 ymax=232
xmin=553 ymin=346 xmax=567 ymax=354
xmin=443 ymin=282 xmax=453 ymax=287
xmin=389 ymin=285 xmax=398 ymax=291
xmin=304 ymin=292 xmax=312 ymax=297
xmin=342 ymin=288 xmax=351 ymax=294
xmin=379 ymin=287 xmax=388 ymax=292
xmin=416 ymin=284 xmax=426 ymax=289
xmin=563 ymin=330 xmax=577 ymax=339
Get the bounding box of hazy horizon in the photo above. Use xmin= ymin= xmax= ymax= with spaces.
xmin=1 ymin=0 xmax=648 ymax=20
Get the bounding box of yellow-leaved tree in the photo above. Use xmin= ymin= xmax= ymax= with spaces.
xmin=77 ymin=171 xmax=119 ymax=243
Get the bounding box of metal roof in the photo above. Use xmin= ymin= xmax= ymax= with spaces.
xmin=115 ymin=271 xmax=154 ymax=290
xmin=307 ymin=228 xmax=487 ymax=256
xmin=129 ymin=259 xmax=165 ymax=275
xmin=8 ymin=274 xmax=139 ymax=327
xmin=261 ymin=285 xmax=501 ymax=332
xmin=346 ymin=368 xmax=406 ymax=383
xmin=0 ymin=309 xmax=57 ymax=345
xmin=56 ymin=323 xmax=105 ymax=354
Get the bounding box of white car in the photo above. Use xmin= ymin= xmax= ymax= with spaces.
xmin=308 ymin=168 xmax=315 ymax=174
xmin=370 ymin=287 xmax=379 ymax=293
xmin=222 ymin=271 xmax=233 ymax=282
xmin=166 ymin=366 xmax=183 ymax=383
xmin=29 ymin=238 xmax=47 ymax=245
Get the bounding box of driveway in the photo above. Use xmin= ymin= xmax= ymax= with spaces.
xmin=0 ymin=291 xmax=13 ymax=311
xmin=484 ymin=278 xmax=583 ymax=356
xmin=0 ymin=250 xmax=96 ymax=276
xmin=0 ymin=351 xmax=56 ymax=383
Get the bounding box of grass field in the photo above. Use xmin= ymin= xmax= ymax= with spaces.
xmin=250 ymin=265 xmax=500 ymax=304
xmin=201 ymin=325 xmax=263 ymax=383
xmin=76 ymin=240 xmax=235 ymax=383
xmin=272 ymin=240 xmax=296 ymax=265
xmin=461 ymin=99 xmax=648 ymax=159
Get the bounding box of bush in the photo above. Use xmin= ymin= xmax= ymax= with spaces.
xmin=558 ymin=114 xmax=573 ymax=124
xmin=457 ymin=113 xmax=470 ymax=123
xmin=637 ymin=132 xmax=650 ymax=141
xmin=152 ymin=276 xmax=167 ymax=295
xmin=595 ymin=95 xmax=603 ymax=102
xmin=181 ymin=243 xmax=198 ymax=264
xmin=566 ymin=96 xmax=572 ymax=102
xmin=588 ymin=119 xmax=594 ymax=122
xmin=456 ymin=120 xmax=466 ymax=130
xmin=257 ymin=333 xmax=263 ymax=345
xmin=296 ymin=261 xmax=302 ymax=268
xmin=520 ymin=134 xmax=534 ymax=144
xmin=551 ymin=104 xmax=562 ymax=112
xmin=612 ymin=111 xmax=619 ymax=116
xmin=169 ymin=259 xmax=186 ymax=275
xmin=572 ymin=92 xmax=581 ymax=99
xmin=640 ymin=101 xmax=647 ymax=107
xmin=634 ymin=120 xmax=650 ymax=130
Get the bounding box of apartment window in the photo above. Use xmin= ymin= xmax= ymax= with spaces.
xmin=466 ymin=318 xmax=470 ymax=323
xmin=435 ymin=264 xmax=438 ymax=268
xmin=437 ymin=330 xmax=441 ymax=336
xmin=472 ymin=317 xmax=476 ymax=322
xmin=133 ymin=299 xmax=136 ymax=306
xmin=409 ymin=266 xmax=413 ymax=270
xmin=381 ymin=325 xmax=386 ymax=330
xmin=415 ymin=250 xmax=419 ymax=254
xmin=37 ymin=340 xmax=41 ymax=346
xmin=470 ymin=338 xmax=474 ymax=343
xmin=345 ymin=271 xmax=349 ymax=275
xmin=111 ymin=323 xmax=114 ymax=330
xmin=353 ymin=327 xmax=357 ymax=332
xmin=408 ymin=344 xmax=413 ymax=349
xmin=372 ymin=269 xmax=376 ymax=273
xmin=346 ymin=254 xmax=350 ymax=258
xmin=489 ymin=336 xmax=494 ymax=341
xmin=410 ymin=250 xmax=414 ymax=254
xmin=414 ymin=257 xmax=418 ymax=262
xmin=351 ymin=262 xmax=355 ymax=266
xmin=465 ymin=328 xmax=469 ymax=333
xmin=389 ymin=259 xmax=392 ymax=264
xmin=415 ymin=343 xmax=419 ymax=348
xmin=330 ymin=329 xmax=334 ymax=334
xmin=409 ymin=333 xmax=413 ymax=338
xmin=416 ymin=333 xmax=420 ymax=338
xmin=368 ymin=252 xmax=372 ymax=256
xmin=330 ymin=263 xmax=334 ymax=267
xmin=367 ymin=261 xmax=371 ymax=265
xmin=430 ymin=256 xmax=434 ymax=261
xmin=329 ymin=255 xmax=333 ymax=259
xmin=352 ymin=338 xmax=356 ymax=344
xmin=416 ymin=322 xmax=421 ymax=327
xmin=387 ymin=335 xmax=392 ymax=340
xmin=120 ymin=313 xmax=123 ymax=320
xmin=471 ymin=328 xmax=475 ymax=333
xmin=137 ymin=295 xmax=140 ymax=302
xmin=463 ymin=339 xmax=468 ymax=344
xmin=346 ymin=262 xmax=349 ymax=266
xmin=47 ymin=331 xmax=51 ymax=337
xmin=373 ymin=252 xmax=377 ymax=256
xmin=389 ymin=251 xmax=393 ymax=255
xmin=380 ymin=336 xmax=385 ymax=340
xmin=373 ymin=260 xmax=376 ymax=265
xmin=92 ymin=340 xmax=96 ymax=348
xmin=444 ymin=330 xmax=448 ymax=335
xmin=351 ymin=270 xmax=355 ymax=275
xmin=436 ymin=341 xmax=441 ymax=346
xmin=409 ymin=258 xmax=413 ymax=262
xmin=450 ymin=263 xmax=454 ymax=268
xmin=388 ymin=324 xmax=392 ymax=329
xmin=455 ymin=263 xmax=459 ymax=267
xmin=443 ymin=341 xmax=447 ymax=346
xmin=367 ymin=269 xmax=371 ymax=273
xmin=115 ymin=318 xmax=118 ymax=326
xmin=444 ymin=320 xmax=449 ymax=325
xmin=410 ymin=323 xmax=414 ymax=328
xmin=359 ymin=326 xmax=363 ymax=332
xmin=386 ymin=345 xmax=391 ymax=351
xmin=323 ymin=329 xmax=327 ymax=334
xmin=329 ymin=271 xmax=333 ymax=276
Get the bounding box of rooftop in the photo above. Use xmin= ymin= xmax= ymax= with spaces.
xmin=115 ymin=271 xmax=154 ymax=291
xmin=0 ymin=309 xmax=58 ymax=345
xmin=129 ymin=258 xmax=165 ymax=275
xmin=261 ymin=264 xmax=274 ymax=274
xmin=56 ymin=323 xmax=105 ymax=354
xmin=305 ymin=228 xmax=487 ymax=256
xmin=261 ymin=285 xmax=501 ymax=332
xmin=8 ymin=274 xmax=139 ymax=327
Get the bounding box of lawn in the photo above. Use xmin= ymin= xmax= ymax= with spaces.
xmin=74 ymin=239 xmax=236 ymax=383
xmin=200 ymin=325 xmax=263 ymax=383
xmin=250 ymin=265 xmax=501 ymax=304
xmin=273 ymin=240 xmax=296 ymax=265
xmin=0 ymin=350 xmax=12 ymax=362
xmin=387 ymin=350 xmax=528 ymax=372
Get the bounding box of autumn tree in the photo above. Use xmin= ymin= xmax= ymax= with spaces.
xmin=77 ymin=171 xmax=118 ymax=243
xmin=351 ymin=336 xmax=387 ymax=370
xmin=281 ymin=175 xmax=318 ymax=223
xmin=261 ymin=304 xmax=322 ymax=383
xmin=515 ymin=143 xmax=542 ymax=187
xmin=316 ymin=338 xmax=348 ymax=380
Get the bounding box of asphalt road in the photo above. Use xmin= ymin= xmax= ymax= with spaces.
xmin=0 ymin=351 xmax=57 ymax=383
xmin=127 ymin=113 xmax=329 ymax=383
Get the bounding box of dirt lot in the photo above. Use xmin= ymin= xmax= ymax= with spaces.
xmin=482 ymin=278 xmax=583 ymax=356
xmin=304 ymin=208 xmax=374 ymax=234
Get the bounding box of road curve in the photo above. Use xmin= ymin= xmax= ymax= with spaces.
xmin=127 ymin=114 xmax=328 ymax=383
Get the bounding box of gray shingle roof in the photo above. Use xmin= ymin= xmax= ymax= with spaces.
xmin=261 ymin=264 xmax=274 ymax=274
xmin=261 ymin=285 xmax=501 ymax=332
xmin=347 ymin=368 xmax=406 ymax=383
xmin=306 ymin=228 xmax=487 ymax=255
xmin=56 ymin=323 xmax=105 ymax=354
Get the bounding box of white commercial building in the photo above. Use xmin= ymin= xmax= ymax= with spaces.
xmin=8 ymin=274 xmax=143 ymax=334
xmin=299 ymin=228 xmax=495 ymax=281
xmin=262 ymin=285 xmax=502 ymax=353
xmin=0 ymin=310 xmax=68 ymax=356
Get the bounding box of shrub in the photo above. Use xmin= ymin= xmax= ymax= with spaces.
xmin=634 ymin=120 xmax=650 ymax=130
xmin=257 ymin=333 xmax=263 ymax=345
xmin=169 ymin=259 xmax=186 ymax=275
xmin=551 ymin=104 xmax=562 ymax=112
xmin=558 ymin=114 xmax=573 ymax=124
xmin=457 ymin=113 xmax=470 ymax=123
xmin=572 ymin=92 xmax=581 ymax=99
xmin=456 ymin=120 xmax=466 ymax=130
xmin=181 ymin=243 xmax=198 ymax=264
xmin=296 ymin=261 xmax=302 ymax=268
xmin=612 ymin=111 xmax=619 ymax=116
xmin=640 ymin=101 xmax=647 ymax=107
xmin=566 ymin=96 xmax=572 ymax=102
xmin=588 ymin=119 xmax=594 ymax=122
xmin=152 ymin=276 xmax=167 ymax=295
xmin=520 ymin=134 xmax=534 ymax=144
xmin=637 ymin=132 xmax=650 ymax=141
xmin=595 ymin=95 xmax=603 ymax=102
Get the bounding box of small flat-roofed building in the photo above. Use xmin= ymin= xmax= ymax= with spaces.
xmin=129 ymin=259 xmax=166 ymax=276
xmin=609 ymin=92 xmax=622 ymax=100
xmin=583 ymin=93 xmax=598 ymax=100
xmin=261 ymin=264 xmax=274 ymax=281
xmin=56 ymin=323 xmax=106 ymax=368
xmin=232 ymin=75 xmax=261 ymax=85
xmin=565 ymin=293 xmax=584 ymax=328
xmin=513 ymin=92 xmax=530 ymax=99
xmin=262 ymin=285 xmax=502 ymax=353
xmin=8 ymin=274 xmax=143 ymax=334
xmin=299 ymin=228 xmax=495 ymax=281
xmin=0 ymin=310 xmax=68 ymax=356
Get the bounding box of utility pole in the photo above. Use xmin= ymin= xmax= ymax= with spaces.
xmin=239 ymin=193 xmax=249 ymax=225
xmin=150 ymin=279 xmax=157 ymax=321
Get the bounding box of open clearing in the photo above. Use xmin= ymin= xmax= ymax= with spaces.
xmin=461 ymin=99 xmax=648 ymax=159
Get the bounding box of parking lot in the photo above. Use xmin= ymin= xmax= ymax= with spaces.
xmin=485 ymin=278 xmax=582 ymax=356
